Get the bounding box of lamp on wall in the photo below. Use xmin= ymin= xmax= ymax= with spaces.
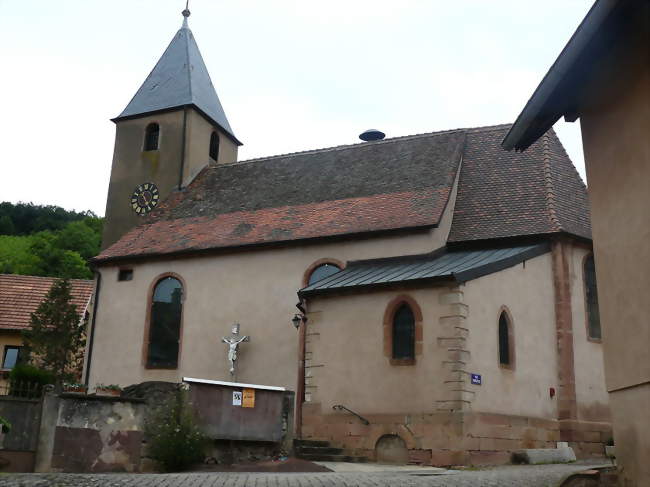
xmin=292 ymin=314 xmax=306 ymax=329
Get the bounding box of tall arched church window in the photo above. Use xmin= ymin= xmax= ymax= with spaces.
xmin=393 ymin=304 xmax=415 ymax=360
xmin=144 ymin=123 xmax=160 ymax=151
xmin=209 ymin=132 xmax=220 ymax=161
xmin=498 ymin=310 xmax=514 ymax=367
xmin=147 ymin=276 xmax=183 ymax=368
xmin=307 ymin=263 xmax=341 ymax=286
xmin=584 ymin=254 xmax=601 ymax=340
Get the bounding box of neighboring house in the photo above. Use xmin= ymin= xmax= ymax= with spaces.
xmin=502 ymin=0 xmax=648 ymax=483
xmin=86 ymin=9 xmax=611 ymax=465
xmin=0 ymin=274 xmax=94 ymax=386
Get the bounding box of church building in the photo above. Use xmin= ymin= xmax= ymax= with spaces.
xmin=86 ymin=9 xmax=611 ymax=465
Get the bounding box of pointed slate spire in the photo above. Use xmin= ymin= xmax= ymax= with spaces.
xmin=114 ymin=8 xmax=241 ymax=145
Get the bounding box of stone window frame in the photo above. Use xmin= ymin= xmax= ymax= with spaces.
xmin=383 ymin=295 xmax=423 ymax=366
xmin=142 ymin=272 xmax=187 ymax=370
xmin=302 ymin=258 xmax=345 ymax=287
xmin=582 ymin=253 xmax=602 ymax=343
xmin=497 ymin=306 xmax=515 ymax=370
xmin=143 ymin=122 xmax=161 ymax=152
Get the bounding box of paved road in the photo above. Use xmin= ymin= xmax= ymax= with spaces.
xmin=0 ymin=463 xmax=604 ymax=487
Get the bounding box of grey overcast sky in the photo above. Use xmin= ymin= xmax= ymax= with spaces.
xmin=0 ymin=0 xmax=593 ymax=216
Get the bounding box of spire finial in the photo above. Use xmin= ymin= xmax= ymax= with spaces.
xmin=182 ymin=0 xmax=191 ymax=27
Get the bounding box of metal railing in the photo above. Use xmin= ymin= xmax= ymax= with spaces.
xmin=332 ymin=404 xmax=370 ymax=425
xmin=0 ymin=380 xmax=47 ymax=399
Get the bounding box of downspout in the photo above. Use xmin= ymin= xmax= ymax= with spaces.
xmin=83 ymin=270 xmax=101 ymax=387
xmin=178 ymin=106 xmax=188 ymax=189
xmin=295 ymin=298 xmax=307 ymax=438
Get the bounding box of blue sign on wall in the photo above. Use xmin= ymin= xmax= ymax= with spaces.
xmin=471 ymin=373 xmax=482 ymax=385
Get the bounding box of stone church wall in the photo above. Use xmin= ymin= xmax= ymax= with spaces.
xmin=87 ymin=229 xmax=440 ymax=391
xmin=301 ymin=249 xmax=611 ymax=464
xmin=462 ymin=252 xmax=558 ymax=418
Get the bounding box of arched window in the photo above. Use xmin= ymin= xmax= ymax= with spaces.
xmin=144 ymin=123 xmax=160 ymax=151
xmin=392 ymin=304 xmax=415 ymax=360
xmin=209 ymin=132 xmax=220 ymax=161
xmin=383 ymin=295 xmax=422 ymax=365
xmin=307 ymin=263 xmax=341 ymax=285
xmin=498 ymin=310 xmax=513 ymax=367
xmin=584 ymin=254 xmax=601 ymax=340
xmin=147 ymin=276 xmax=183 ymax=368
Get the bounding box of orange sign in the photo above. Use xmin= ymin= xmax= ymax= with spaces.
xmin=242 ymin=388 xmax=255 ymax=408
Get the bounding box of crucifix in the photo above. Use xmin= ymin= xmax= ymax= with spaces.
xmin=222 ymin=323 xmax=250 ymax=381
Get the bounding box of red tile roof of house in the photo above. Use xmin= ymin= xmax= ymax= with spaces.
xmin=0 ymin=274 xmax=94 ymax=331
xmin=95 ymin=124 xmax=590 ymax=264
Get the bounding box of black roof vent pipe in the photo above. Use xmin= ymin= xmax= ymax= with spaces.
xmin=359 ymin=129 xmax=386 ymax=141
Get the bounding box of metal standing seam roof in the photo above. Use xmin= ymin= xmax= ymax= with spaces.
xmin=114 ymin=15 xmax=241 ymax=145
xmin=298 ymin=243 xmax=550 ymax=296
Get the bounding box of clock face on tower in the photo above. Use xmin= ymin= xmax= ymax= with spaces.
xmin=130 ymin=182 xmax=160 ymax=215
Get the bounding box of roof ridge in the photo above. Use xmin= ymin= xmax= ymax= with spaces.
xmin=214 ymin=123 xmax=513 ymax=168
xmin=0 ymin=273 xmax=93 ymax=284
xmin=184 ymin=28 xmax=193 ymax=101
xmin=541 ymin=133 xmax=561 ymax=232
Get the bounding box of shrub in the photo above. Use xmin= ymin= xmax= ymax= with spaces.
xmin=144 ymin=389 xmax=206 ymax=472
xmin=0 ymin=416 xmax=11 ymax=434
xmin=8 ymin=364 xmax=56 ymax=398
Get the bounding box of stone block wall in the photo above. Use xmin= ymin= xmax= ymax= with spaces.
xmin=301 ymin=407 xmax=611 ymax=466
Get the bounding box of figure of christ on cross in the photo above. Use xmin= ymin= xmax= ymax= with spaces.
xmin=222 ymin=323 xmax=250 ymax=380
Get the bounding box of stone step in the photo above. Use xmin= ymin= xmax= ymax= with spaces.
xmin=298 ymin=453 xmax=368 ymax=463
xmin=296 ymin=446 xmax=344 ymax=456
xmin=293 ymin=439 xmax=331 ymax=448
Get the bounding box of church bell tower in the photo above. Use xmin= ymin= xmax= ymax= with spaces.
xmin=102 ymin=7 xmax=242 ymax=249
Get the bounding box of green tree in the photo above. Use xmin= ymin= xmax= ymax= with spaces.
xmin=0 ymin=235 xmax=40 ymax=275
xmin=28 ymin=232 xmax=91 ymax=279
xmin=0 ymin=215 xmax=15 ymax=235
xmin=22 ymin=279 xmax=86 ymax=386
xmin=0 ymin=201 xmax=97 ymax=236
xmin=56 ymin=219 xmax=102 ymax=261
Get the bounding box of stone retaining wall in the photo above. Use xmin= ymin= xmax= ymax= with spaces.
xmin=302 ymin=406 xmax=611 ymax=466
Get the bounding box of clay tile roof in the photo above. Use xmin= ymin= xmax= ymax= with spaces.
xmin=96 ymin=130 xmax=466 ymax=262
xmin=95 ymin=123 xmax=590 ymax=264
xmin=448 ymin=125 xmax=590 ymax=242
xmin=0 ymin=274 xmax=94 ymax=331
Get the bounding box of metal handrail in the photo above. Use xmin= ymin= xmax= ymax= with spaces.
xmin=332 ymin=404 xmax=370 ymax=425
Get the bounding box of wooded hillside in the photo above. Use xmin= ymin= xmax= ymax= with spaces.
xmin=0 ymin=202 xmax=103 ymax=279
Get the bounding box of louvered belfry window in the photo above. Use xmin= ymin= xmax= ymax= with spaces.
xmin=392 ymin=304 xmax=415 ymax=359
xmin=144 ymin=123 xmax=160 ymax=151
xmin=147 ymin=276 xmax=183 ymax=368
xmin=499 ymin=311 xmax=511 ymax=366
xmin=209 ymin=132 xmax=220 ymax=161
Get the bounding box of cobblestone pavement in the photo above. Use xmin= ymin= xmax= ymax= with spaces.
xmin=0 ymin=463 xmax=608 ymax=487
